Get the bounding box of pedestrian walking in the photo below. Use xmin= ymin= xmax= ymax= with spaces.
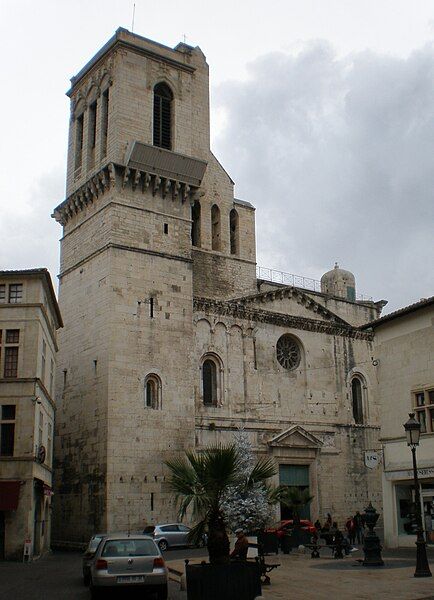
xmin=354 ymin=511 xmax=364 ymax=544
xmin=345 ymin=516 xmax=356 ymax=544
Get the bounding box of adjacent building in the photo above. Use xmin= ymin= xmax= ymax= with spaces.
xmin=362 ymin=297 xmax=434 ymax=548
xmin=52 ymin=28 xmax=387 ymax=544
xmin=0 ymin=269 xmax=62 ymax=560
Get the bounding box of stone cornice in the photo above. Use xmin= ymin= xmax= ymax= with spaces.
xmin=193 ymin=297 xmax=374 ymax=340
xmin=232 ymin=285 xmax=348 ymax=324
xmin=52 ymin=162 xmax=197 ymax=227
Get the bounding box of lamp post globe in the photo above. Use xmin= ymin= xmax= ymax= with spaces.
xmin=403 ymin=413 xmax=431 ymax=578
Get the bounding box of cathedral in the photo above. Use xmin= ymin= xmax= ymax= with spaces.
xmin=52 ymin=28 xmax=386 ymax=542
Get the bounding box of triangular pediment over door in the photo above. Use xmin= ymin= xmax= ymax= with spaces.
xmin=268 ymin=425 xmax=323 ymax=450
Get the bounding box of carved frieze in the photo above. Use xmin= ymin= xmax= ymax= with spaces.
xmin=193 ymin=297 xmax=374 ymax=340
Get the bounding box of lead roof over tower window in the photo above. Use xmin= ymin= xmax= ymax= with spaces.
xmin=153 ymin=83 xmax=173 ymax=150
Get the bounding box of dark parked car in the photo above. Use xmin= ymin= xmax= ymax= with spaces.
xmin=143 ymin=523 xmax=206 ymax=551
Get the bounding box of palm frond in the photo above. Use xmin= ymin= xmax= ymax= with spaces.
xmin=247 ymin=457 xmax=277 ymax=487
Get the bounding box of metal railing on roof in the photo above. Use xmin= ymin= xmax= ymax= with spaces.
xmin=256 ymin=266 xmax=373 ymax=302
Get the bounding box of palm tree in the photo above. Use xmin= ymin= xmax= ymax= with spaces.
xmin=165 ymin=444 xmax=277 ymax=564
xmin=280 ymin=486 xmax=314 ymax=520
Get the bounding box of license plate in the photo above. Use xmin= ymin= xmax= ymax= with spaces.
xmin=117 ymin=575 xmax=145 ymax=583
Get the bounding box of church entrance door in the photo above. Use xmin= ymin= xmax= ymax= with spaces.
xmin=279 ymin=464 xmax=310 ymax=520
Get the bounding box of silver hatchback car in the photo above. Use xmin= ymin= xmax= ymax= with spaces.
xmin=89 ymin=534 xmax=168 ymax=599
xmin=143 ymin=523 xmax=206 ymax=552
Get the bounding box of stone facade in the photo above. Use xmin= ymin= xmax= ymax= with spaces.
xmin=362 ymin=299 xmax=434 ymax=548
xmin=52 ymin=28 xmax=385 ymax=543
xmin=0 ymin=269 xmax=62 ymax=560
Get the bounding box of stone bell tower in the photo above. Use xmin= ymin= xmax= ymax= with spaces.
xmin=52 ymin=28 xmax=256 ymax=543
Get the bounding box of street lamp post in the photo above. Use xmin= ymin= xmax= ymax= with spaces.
xmin=403 ymin=413 xmax=432 ymax=578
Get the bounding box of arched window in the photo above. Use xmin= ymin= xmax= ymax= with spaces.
xmin=211 ymin=204 xmax=221 ymax=251
xmin=201 ymin=355 xmax=222 ymax=406
xmin=144 ymin=374 xmax=161 ymax=409
xmin=351 ymin=377 xmax=364 ymax=424
xmin=191 ymin=200 xmax=201 ymax=247
xmin=153 ymin=83 xmax=173 ymax=149
xmin=229 ymin=209 xmax=239 ymax=255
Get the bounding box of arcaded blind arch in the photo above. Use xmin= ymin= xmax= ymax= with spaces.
xmin=153 ymin=82 xmax=173 ymax=150
xmin=229 ymin=208 xmax=239 ymax=255
xmin=351 ymin=377 xmax=364 ymax=424
xmin=211 ymin=204 xmax=221 ymax=251
xmin=191 ymin=200 xmax=201 ymax=247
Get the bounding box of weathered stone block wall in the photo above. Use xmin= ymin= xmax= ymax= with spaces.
xmin=193 ymin=305 xmax=382 ymax=527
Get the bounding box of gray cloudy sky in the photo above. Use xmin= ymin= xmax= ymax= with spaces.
xmin=1 ymin=0 xmax=433 ymax=312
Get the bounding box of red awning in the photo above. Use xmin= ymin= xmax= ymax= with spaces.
xmin=0 ymin=481 xmax=21 ymax=511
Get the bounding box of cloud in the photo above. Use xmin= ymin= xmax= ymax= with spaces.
xmin=213 ymin=41 xmax=434 ymax=311
xmin=0 ymin=168 xmax=64 ymax=291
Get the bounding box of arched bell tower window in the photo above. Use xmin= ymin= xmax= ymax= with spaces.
xmin=153 ymin=83 xmax=173 ymax=150
xmin=191 ymin=200 xmax=201 ymax=247
xmin=211 ymin=204 xmax=221 ymax=251
xmin=229 ymin=209 xmax=239 ymax=255
xmin=144 ymin=374 xmax=162 ymax=409
xmin=351 ymin=377 xmax=364 ymax=424
xmin=201 ymin=354 xmax=223 ymax=406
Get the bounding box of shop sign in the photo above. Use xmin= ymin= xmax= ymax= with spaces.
xmin=364 ymin=451 xmax=381 ymax=469
xmin=385 ymin=467 xmax=434 ymax=481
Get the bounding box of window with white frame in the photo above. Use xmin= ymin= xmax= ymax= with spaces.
xmin=414 ymin=389 xmax=434 ymax=433
xmin=8 ymin=284 xmax=23 ymax=303
xmin=1 ymin=329 xmax=20 ymax=378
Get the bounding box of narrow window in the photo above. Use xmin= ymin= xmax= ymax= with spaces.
xmin=164 ymin=223 xmax=169 ymax=235
xmin=47 ymin=422 xmax=52 ymax=464
xmin=38 ymin=411 xmax=43 ymax=447
xmin=144 ymin=375 xmax=161 ymax=409
xmin=230 ymin=208 xmax=239 ymax=255
xmin=41 ymin=339 xmax=46 ymax=383
xmin=101 ymin=88 xmax=109 ymax=157
xmin=202 ymin=359 xmax=217 ymax=405
xmin=75 ymin=113 xmax=84 ymax=169
xmin=0 ymin=405 xmax=16 ymax=457
xmin=50 ymin=359 xmax=54 ymax=396
xmin=153 ymin=83 xmax=173 ymax=150
xmin=191 ymin=201 xmax=201 ymax=247
xmin=87 ymin=101 xmax=97 ymax=168
xmin=0 ymin=284 xmax=5 ymax=302
xmin=8 ymin=284 xmax=22 ymax=303
xmin=89 ymin=101 xmax=97 ymax=149
xmin=211 ymin=205 xmax=221 ymax=251
xmin=351 ymin=378 xmax=364 ymax=424
xmin=4 ymin=347 xmax=18 ymax=378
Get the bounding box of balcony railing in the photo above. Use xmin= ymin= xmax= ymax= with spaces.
xmin=256 ymin=266 xmax=372 ymax=302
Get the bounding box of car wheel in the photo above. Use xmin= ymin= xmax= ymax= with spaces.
xmin=83 ymin=572 xmax=91 ymax=587
xmin=156 ymin=583 xmax=168 ymax=600
xmin=158 ymin=539 xmax=168 ymax=552
xmin=89 ymin=580 xmax=101 ymax=599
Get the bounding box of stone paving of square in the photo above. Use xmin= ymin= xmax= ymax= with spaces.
xmin=167 ymin=549 xmax=434 ymax=600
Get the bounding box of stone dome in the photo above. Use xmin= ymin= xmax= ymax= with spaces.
xmin=320 ymin=263 xmax=356 ymax=301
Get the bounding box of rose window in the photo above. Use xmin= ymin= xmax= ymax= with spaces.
xmin=276 ymin=335 xmax=301 ymax=370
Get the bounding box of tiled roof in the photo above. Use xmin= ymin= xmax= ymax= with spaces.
xmin=360 ymin=296 xmax=434 ymax=329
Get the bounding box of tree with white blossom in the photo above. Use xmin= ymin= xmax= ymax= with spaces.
xmin=220 ymin=428 xmax=272 ymax=532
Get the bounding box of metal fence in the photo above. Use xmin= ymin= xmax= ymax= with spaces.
xmin=256 ymin=266 xmax=372 ymax=302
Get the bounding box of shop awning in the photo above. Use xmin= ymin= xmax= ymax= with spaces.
xmin=0 ymin=481 xmax=21 ymax=510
